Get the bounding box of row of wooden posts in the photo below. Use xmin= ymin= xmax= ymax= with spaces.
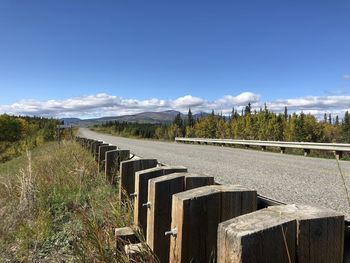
xmin=75 ymin=136 xmax=345 ymax=263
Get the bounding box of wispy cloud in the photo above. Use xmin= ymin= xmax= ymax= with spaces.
xmin=0 ymin=92 xmax=349 ymax=119
xmin=343 ymin=74 xmax=350 ymax=80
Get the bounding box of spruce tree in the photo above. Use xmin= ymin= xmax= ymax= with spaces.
xmin=284 ymin=106 xmax=288 ymax=119
xmin=187 ymin=108 xmax=194 ymax=127
xmin=342 ymin=111 xmax=350 ymax=142
xmin=244 ymin=102 xmax=251 ymax=115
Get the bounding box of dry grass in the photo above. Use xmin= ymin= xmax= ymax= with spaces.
xmin=0 ymin=141 xmax=156 ymax=262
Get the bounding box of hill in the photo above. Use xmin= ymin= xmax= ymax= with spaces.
xmin=62 ymin=110 xmax=186 ymax=126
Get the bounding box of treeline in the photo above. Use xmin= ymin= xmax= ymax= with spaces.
xmin=94 ymin=105 xmax=350 ymax=143
xmin=93 ymin=122 xmax=161 ymax=139
xmin=0 ymin=114 xmax=59 ymax=162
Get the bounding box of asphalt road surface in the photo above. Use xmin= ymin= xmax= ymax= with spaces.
xmin=79 ymin=128 xmax=350 ymax=220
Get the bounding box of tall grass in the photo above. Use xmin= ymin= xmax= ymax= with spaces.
xmin=0 ymin=141 xmax=156 ymax=262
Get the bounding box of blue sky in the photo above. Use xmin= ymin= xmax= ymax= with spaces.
xmin=0 ymin=0 xmax=349 ymax=118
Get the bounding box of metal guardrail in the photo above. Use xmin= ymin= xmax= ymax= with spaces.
xmin=175 ymin=137 xmax=350 ymax=158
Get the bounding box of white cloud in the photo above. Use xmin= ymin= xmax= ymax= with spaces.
xmin=0 ymin=92 xmax=349 ymax=119
xmin=343 ymin=74 xmax=350 ymax=80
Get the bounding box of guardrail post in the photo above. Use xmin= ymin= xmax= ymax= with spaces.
xmin=91 ymin=141 xmax=103 ymax=158
xmin=304 ymin=149 xmax=310 ymax=156
xmin=105 ymin=149 xmax=130 ymax=184
xmin=218 ymin=204 xmax=344 ymax=263
xmin=169 ymin=185 xmax=257 ymax=263
xmin=134 ymin=166 xmax=187 ymax=234
xmin=98 ymin=145 xmax=117 ymax=172
xmin=95 ymin=143 xmax=108 ymax=162
xmin=119 ymin=158 xmax=158 ymax=204
xmin=147 ymin=173 xmax=214 ymax=262
xmin=115 ymin=226 xmax=138 ymax=251
xmin=335 ymin=151 xmax=343 ymax=160
xmin=268 ymin=204 xmax=344 ymax=263
xmin=89 ymin=140 xmax=98 ymax=154
xmin=280 ymin=147 xmax=286 ymax=154
xmin=217 ymin=207 xmax=296 ymax=263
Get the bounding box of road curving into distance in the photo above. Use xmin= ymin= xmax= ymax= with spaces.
xmin=79 ymin=127 xmax=350 ymax=220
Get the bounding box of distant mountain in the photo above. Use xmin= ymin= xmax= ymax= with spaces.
xmin=64 ymin=110 xmax=186 ymax=126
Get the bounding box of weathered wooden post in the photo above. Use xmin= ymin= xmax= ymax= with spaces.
xmin=268 ymin=204 xmax=344 ymax=263
xmin=217 ymin=207 xmax=296 ymax=263
xmin=134 ymin=166 xmax=187 ymax=234
xmin=304 ymin=148 xmax=310 ymax=156
xmin=95 ymin=143 xmax=108 ymax=162
xmin=89 ymin=140 xmax=98 ymax=154
xmin=335 ymin=150 xmax=343 ymax=160
xmin=98 ymin=145 xmax=117 ymax=172
xmin=105 ymin=149 xmax=130 ymax=184
xmin=91 ymin=140 xmax=103 ymax=157
xmin=147 ymin=173 xmax=214 ymax=263
xmin=119 ymin=158 xmax=158 ymax=203
xmin=280 ymin=147 xmax=286 ymax=154
xmin=85 ymin=139 xmax=93 ymax=151
xmin=115 ymin=227 xmax=138 ymax=251
xmin=169 ymin=185 xmax=257 ymax=263
xmin=217 ymin=204 xmax=344 ymax=263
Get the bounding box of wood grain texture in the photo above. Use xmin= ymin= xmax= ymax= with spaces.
xmin=268 ymin=204 xmax=344 ymax=263
xmin=98 ymin=145 xmax=116 ymax=172
xmin=170 ymin=185 xmax=257 ymax=263
xmin=134 ymin=166 xmax=187 ymax=235
xmin=105 ymin=149 xmax=130 ymax=184
xmin=119 ymin=158 xmax=158 ymax=203
xmin=217 ymin=208 xmax=296 ymax=263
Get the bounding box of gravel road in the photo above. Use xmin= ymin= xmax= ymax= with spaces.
xmin=79 ymin=128 xmax=350 ymax=220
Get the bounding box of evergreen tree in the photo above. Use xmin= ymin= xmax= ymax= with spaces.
xmin=342 ymin=111 xmax=350 ymax=142
xmin=284 ymin=106 xmax=288 ymax=119
xmin=328 ymin=113 xmax=332 ymax=124
xmin=231 ymin=107 xmax=235 ymax=117
xmin=173 ymin=113 xmax=183 ymax=127
xmin=244 ymin=102 xmax=251 ymax=115
xmin=187 ymin=108 xmax=195 ymax=127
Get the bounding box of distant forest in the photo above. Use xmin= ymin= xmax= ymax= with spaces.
xmin=93 ymin=104 xmax=350 ymax=143
xmin=0 ymin=115 xmax=59 ymax=162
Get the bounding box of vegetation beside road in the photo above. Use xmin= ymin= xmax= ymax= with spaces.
xmin=0 ymin=114 xmax=59 ymax=163
xmin=92 ymin=105 xmax=350 ymax=143
xmin=0 ymin=141 xmax=156 ymax=262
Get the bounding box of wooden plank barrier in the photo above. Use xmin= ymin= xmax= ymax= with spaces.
xmin=119 ymin=158 xmax=158 ymax=204
xmin=217 ymin=207 xmax=296 ymax=263
xmin=105 ymin=149 xmax=130 ymax=184
xmin=268 ymin=204 xmax=344 ymax=263
xmin=115 ymin=226 xmax=138 ymax=251
xmin=75 ymin=136 xmax=347 ymax=263
xmin=217 ymin=204 xmax=344 ymax=263
xmin=147 ymin=173 xmax=215 ymax=263
xmin=169 ymin=185 xmax=257 ymax=263
xmin=89 ymin=140 xmax=97 ymax=154
xmin=87 ymin=139 xmax=94 ymax=151
xmin=95 ymin=143 xmax=108 ymax=162
xmin=90 ymin=140 xmax=102 ymax=156
xmin=134 ymin=166 xmax=187 ymax=234
xmin=98 ymin=145 xmax=117 ymax=172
